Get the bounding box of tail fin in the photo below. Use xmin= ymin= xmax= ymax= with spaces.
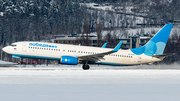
xmin=131 ymin=24 xmax=173 ymax=56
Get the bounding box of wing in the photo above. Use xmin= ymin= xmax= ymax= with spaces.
xmin=78 ymin=41 xmax=123 ymax=61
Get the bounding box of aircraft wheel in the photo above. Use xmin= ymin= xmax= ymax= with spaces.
xmin=82 ymin=64 xmax=90 ymax=70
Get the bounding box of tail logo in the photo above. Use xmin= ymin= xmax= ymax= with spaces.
xmin=131 ymin=41 xmax=165 ymax=56
xmin=131 ymin=24 xmax=173 ymax=56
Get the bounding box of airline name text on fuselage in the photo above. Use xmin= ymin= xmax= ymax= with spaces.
xmin=29 ymin=43 xmax=57 ymax=48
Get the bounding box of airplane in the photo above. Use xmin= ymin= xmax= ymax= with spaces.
xmin=2 ymin=24 xmax=173 ymax=70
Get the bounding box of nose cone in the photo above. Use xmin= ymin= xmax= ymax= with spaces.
xmin=2 ymin=46 xmax=9 ymax=53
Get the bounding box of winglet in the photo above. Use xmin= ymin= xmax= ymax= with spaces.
xmin=102 ymin=42 xmax=107 ymax=48
xmin=112 ymin=41 xmax=123 ymax=52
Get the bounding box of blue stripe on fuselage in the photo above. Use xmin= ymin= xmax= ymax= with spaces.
xmin=10 ymin=54 xmax=60 ymax=60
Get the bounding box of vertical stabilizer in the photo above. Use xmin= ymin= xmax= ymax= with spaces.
xmin=131 ymin=24 xmax=173 ymax=56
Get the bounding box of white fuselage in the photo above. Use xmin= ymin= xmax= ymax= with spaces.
xmin=3 ymin=41 xmax=162 ymax=66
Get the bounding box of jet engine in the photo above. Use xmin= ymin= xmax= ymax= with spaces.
xmin=60 ymin=56 xmax=78 ymax=65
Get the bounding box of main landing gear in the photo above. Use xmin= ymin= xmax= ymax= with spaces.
xmin=82 ymin=64 xmax=90 ymax=70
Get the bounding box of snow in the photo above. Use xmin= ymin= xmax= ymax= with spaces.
xmin=126 ymin=27 xmax=161 ymax=35
xmin=136 ymin=17 xmax=144 ymax=24
xmin=0 ymin=60 xmax=17 ymax=65
xmin=90 ymin=27 xmax=160 ymax=38
xmin=0 ymin=67 xmax=180 ymax=84
xmin=0 ymin=12 xmax=3 ymax=16
xmin=0 ymin=65 xmax=180 ymax=101
xmin=90 ymin=26 xmax=180 ymax=39
xmin=81 ymin=3 xmax=136 ymax=14
xmin=80 ymin=3 xmax=114 ymax=11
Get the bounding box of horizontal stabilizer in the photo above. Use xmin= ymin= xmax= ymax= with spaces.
xmin=152 ymin=53 xmax=175 ymax=58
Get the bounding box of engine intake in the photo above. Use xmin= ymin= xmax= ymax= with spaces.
xmin=60 ymin=56 xmax=78 ymax=65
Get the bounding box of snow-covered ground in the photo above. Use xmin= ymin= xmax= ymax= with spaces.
xmin=0 ymin=60 xmax=17 ymax=64
xmin=0 ymin=68 xmax=180 ymax=84
xmin=0 ymin=65 xmax=180 ymax=101
xmin=2 ymin=63 xmax=179 ymax=69
xmin=0 ymin=60 xmax=18 ymax=67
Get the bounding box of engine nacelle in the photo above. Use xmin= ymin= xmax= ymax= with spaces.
xmin=60 ymin=56 xmax=78 ymax=65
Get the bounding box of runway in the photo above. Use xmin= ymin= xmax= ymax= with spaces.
xmin=0 ymin=68 xmax=180 ymax=84
xmin=0 ymin=65 xmax=180 ymax=101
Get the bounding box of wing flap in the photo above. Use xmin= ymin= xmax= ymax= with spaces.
xmin=79 ymin=56 xmax=101 ymax=61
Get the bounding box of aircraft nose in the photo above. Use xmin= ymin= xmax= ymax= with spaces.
xmin=2 ymin=46 xmax=9 ymax=53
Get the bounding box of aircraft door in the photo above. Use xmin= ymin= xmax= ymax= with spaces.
xmin=22 ymin=43 xmax=27 ymax=52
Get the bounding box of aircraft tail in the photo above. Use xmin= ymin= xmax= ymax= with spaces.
xmin=131 ymin=24 xmax=173 ymax=56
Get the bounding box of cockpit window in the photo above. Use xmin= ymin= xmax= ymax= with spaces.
xmin=10 ymin=44 xmax=17 ymax=47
